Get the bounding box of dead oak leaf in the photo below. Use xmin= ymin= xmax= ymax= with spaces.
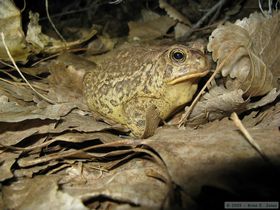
xmin=207 ymin=11 xmax=280 ymax=97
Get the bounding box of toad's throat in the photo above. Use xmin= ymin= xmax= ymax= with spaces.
xmin=166 ymin=70 xmax=209 ymax=85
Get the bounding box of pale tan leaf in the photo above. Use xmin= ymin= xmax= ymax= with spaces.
xmin=159 ymin=0 xmax=191 ymax=25
xmin=0 ymin=0 xmax=30 ymax=62
xmin=26 ymin=12 xmax=96 ymax=55
xmin=174 ymin=23 xmax=191 ymax=40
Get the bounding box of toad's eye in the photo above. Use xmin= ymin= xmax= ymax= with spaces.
xmin=170 ymin=50 xmax=186 ymax=62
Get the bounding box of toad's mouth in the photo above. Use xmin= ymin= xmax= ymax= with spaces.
xmin=167 ymin=70 xmax=209 ymax=85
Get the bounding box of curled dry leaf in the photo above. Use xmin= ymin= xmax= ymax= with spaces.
xmin=183 ymin=85 xmax=279 ymax=125
xmin=207 ymin=11 xmax=280 ymax=97
xmin=0 ymin=3 xmax=96 ymax=63
xmin=26 ymin=12 xmax=97 ymax=54
xmin=183 ymin=85 xmax=247 ymax=125
xmin=182 ymin=11 xmax=280 ymax=125
xmin=0 ymin=0 xmax=30 ymax=62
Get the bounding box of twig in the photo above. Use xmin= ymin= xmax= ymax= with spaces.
xmin=0 ymin=32 xmax=54 ymax=104
xmin=193 ymin=0 xmax=228 ymax=29
xmin=259 ymin=0 xmax=265 ymax=15
xmin=20 ymin=0 xmax=26 ymax=12
xmin=0 ymin=70 xmax=22 ymax=82
xmin=230 ymin=112 xmax=269 ymax=162
xmin=45 ymin=0 xmax=66 ymax=43
xmin=179 ymin=46 xmax=241 ymax=127
xmin=40 ymin=8 xmax=91 ymax=21
xmin=0 ymin=59 xmax=15 ymax=69
xmin=31 ymin=47 xmax=87 ymax=67
xmin=109 ymin=0 xmax=123 ymax=4
xmin=268 ymin=0 xmax=272 ymax=15
xmin=179 ymin=0 xmax=228 ymax=40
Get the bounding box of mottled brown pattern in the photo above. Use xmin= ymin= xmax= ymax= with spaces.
xmin=83 ymin=44 xmax=209 ymax=138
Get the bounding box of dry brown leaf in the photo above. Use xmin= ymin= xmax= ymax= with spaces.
xmin=145 ymin=114 xmax=280 ymax=198
xmin=174 ymin=23 xmax=191 ymax=40
xmin=242 ymin=101 xmax=280 ymax=128
xmin=159 ymin=0 xmax=191 ymax=26
xmin=50 ymin=132 xmax=123 ymax=144
xmin=0 ymin=99 xmax=76 ymax=122
xmin=46 ymin=53 xmax=92 ymax=109
xmin=1 ymin=6 xmax=280 ymax=210
xmin=207 ymin=11 xmax=280 ymax=97
xmin=1 ymin=103 xmax=279 ymax=209
xmin=183 ymin=86 xmax=247 ymax=125
xmin=0 ymin=120 xmax=55 ymax=146
xmin=86 ymin=35 xmax=117 ymax=55
xmin=14 ymin=160 xmax=60 ymax=178
xmin=2 ymin=176 xmax=88 ymax=210
xmin=0 ymin=80 xmax=36 ymax=103
xmin=183 ymin=85 xmax=279 ymax=125
xmin=183 ymin=11 xmax=280 ymax=125
xmin=54 ymin=112 xmax=119 ymax=133
xmin=2 ymin=137 xmax=172 ymax=209
xmin=128 ymin=12 xmax=176 ymax=40
xmin=0 ymin=113 xmax=117 ymax=147
xmin=0 ymin=0 xmax=30 ymax=62
xmin=61 ymin=158 xmax=170 ymax=208
xmin=3 ymin=157 xmax=169 ymax=209
xmin=0 ymin=151 xmax=20 ymax=181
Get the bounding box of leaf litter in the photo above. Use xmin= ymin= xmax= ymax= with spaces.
xmin=0 ymin=1 xmax=280 ymax=210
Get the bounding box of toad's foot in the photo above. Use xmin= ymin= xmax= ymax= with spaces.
xmin=123 ymin=98 xmax=161 ymax=138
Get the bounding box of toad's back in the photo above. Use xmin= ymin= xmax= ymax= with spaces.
xmin=83 ymin=45 xmax=168 ymax=116
xmin=83 ymin=43 xmax=209 ymax=137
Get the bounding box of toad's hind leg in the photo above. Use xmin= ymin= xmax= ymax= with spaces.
xmin=123 ymin=98 xmax=161 ymax=138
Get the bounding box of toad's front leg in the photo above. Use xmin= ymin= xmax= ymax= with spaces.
xmin=123 ymin=98 xmax=161 ymax=138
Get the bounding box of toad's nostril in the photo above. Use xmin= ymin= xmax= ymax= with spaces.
xmin=189 ymin=49 xmax=208 ymax=69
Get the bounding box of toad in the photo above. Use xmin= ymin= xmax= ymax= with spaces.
xmin=83 ymin=44 xmax=209 ymax=138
